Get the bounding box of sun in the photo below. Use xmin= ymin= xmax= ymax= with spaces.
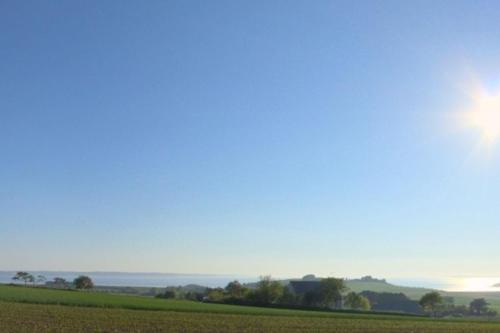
xmin=454 ymin=277 xmax=499 ymax=292
xmin=463 ymin=89 xmax=500 ymax=145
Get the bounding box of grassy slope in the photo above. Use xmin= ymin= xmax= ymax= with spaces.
xmin=346 ymin=280 xmax=433 ymax=299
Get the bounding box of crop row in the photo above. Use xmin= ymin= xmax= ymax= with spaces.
xmin=2 ymin=301 xmax=500 ymax=333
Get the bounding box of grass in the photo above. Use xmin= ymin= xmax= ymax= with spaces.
xmin=0 ymin=284 xmax=421 ymax=319
xmin=3 ymin=301 xmax=500 ymax=333
xmin=2 ymin=284 xmax=500 ymax=332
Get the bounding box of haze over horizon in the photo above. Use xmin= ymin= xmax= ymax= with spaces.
xmin=2 ymin=1 xmax=500 ymax=282
xmin=2 ymin=270 xmax=500 ymax=292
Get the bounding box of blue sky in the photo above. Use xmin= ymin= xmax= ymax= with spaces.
xmin=2 ymin=0 xmax=500 ymax=279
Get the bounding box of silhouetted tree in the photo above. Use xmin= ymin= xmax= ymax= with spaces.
xmin=73 ymin=275 xmax=94 ymax=290
xmin=278 ymin=286 xmax=300 ymax=305
xmin=36 ymin=275 xmax=46 ymax=285
xmin=12 ymin=272 xmax=34 ymax=286
xmin=302 ymin=290 xmax=322 ymax=307
xmin=486 ymin=309 xmax=498 ymax=318
xmin=470 ymin=298 xmax=489 ymax=316
xmin=419 ymin=292 xmax=443 ymax=316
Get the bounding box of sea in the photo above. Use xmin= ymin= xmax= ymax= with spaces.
xmin=0 ymin=271 xmax=257 ymax=288
xmin=2 ymin=271 xmax=500 ymax=291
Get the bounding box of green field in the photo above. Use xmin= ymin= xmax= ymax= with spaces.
xmin=0 ymin=284 xmax=407 ymax=318
xmin=2 ymin=285 xmax=500 ymax=332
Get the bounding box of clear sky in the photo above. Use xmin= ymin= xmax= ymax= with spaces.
xmin=2 ymin=0 xmax=500 ymax=279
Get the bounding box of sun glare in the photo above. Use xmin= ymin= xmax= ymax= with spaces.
xmin=451 ymin=277 xmax=500 ymax=292
xmin=462 ymin=89 xmax=500 ymax=145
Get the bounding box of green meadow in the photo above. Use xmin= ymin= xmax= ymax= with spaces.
xmin=2 ymin=285 xmax=500 ymax=332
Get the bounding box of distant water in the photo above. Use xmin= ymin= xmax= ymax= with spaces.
xmin=3 ymin=271 xmax=500 ymax=291
xmin=0 ymin=271 xmax=257 ymax=288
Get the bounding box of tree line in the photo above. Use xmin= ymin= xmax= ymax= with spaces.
xmin=11 ymin=271 xmax=497 ymax=318
xmin=155 ymin=276 xmax=499 ymax=317
xmin=11 ymin=272 xmax=94 ymax=290
xmin=419 ymin=291 xmax=497 ymax=318
xmin=157 ymin=276 xmax=371 ymax=311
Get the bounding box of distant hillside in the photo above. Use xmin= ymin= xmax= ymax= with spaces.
xmin=345 ymin=279 xmax=434 ymax=300
xmin=347 ymin=278 xmax=500 ymax=310
xmin=444 ymin=291 xmax=500 ymax=311
xmin=243 ymin=275 xmax=433 ymax=300
xmin=92 ymin=275 xmax=500 ymax=312
xmin=271 ymin=276 xmax=500 ymax=311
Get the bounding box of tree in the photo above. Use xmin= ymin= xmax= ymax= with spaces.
xmin=206 ymin=288 xmax=225 ymax=302
xmin=419 ymin=292 xmax=443 ymax=316
xmin=12 ymin=272 xmax=34 ymax=286
xmin=278 ymin=286 xmax=300 ymax=305
xmin=185 ymin=291 xmax=205 ymax=302
xmin=73 ymin=275 xmax=94 ymax=290
xmin=486 ymin=309 xmax=498 ymax=318
xmin=36 ymin=275 xmax=46 ymax=285
xmin=356 ymin=295 xmax=371 ymax=311
xmin=26 ymin=274 xmax=35 ymax=285
xmin=302 ymin=290 xmax=322 ymax=307
xmin=155 ymin=289 xmax=176 ymax=299
xmin=249 ymin=276 xmax=284 ymax=305
xmin=225 ymin=280 xmax=247 ymax=299
xmin=319 ymin=277 xmax=346 ymax=308
xmin=470 ymin=298 xmax=489 ymax=316
xmin=344 ymin=292 xmax=371 ymax=310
